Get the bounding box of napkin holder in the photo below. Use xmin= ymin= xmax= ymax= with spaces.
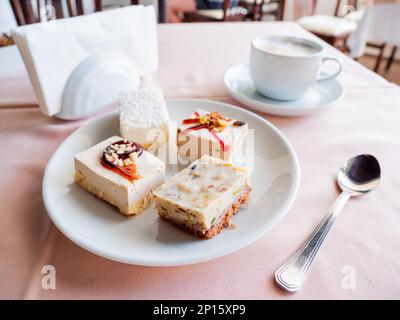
xmin=57 ymin=53 xmax=140 ymax=120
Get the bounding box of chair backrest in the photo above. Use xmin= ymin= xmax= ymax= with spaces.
xmin=222 ymin=0 xmax=247 ymax=21
xmin=274 ymin=0 xmax=286 ymax=20
xmin=10 ymin=0 xmax=139 ymax=26
xmin=260 ymin=0 xmax=286 ymax=20
xmin=333 ymin=0 xmax=358 ymax=16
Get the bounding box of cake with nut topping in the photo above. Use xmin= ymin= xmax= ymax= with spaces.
xmin=74 ymin=136 xmax=165 ymax=216
xmin=153 ymin=155 xmax=251 ymax=239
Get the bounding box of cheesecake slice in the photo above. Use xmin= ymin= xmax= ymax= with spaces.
xmin=74 ymin=136 xmax=165 ymax=216
xmin=119 ymin=89 xmax=170 ymax=149
xmin=177 ymin=109 xmax=248 ymax=163
xmin=153 ymin=155 xmax=251 ymax=239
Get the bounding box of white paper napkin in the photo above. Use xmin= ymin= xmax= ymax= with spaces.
xmin=11 ymin=5 xmax=158 ymax=116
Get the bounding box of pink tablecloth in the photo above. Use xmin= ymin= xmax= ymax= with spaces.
xmin=1 ymin=22 xmax=400 ymax=300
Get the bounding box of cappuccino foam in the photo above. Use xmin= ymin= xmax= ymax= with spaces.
xmin=255 ymin=37 xmax=320 ymax=57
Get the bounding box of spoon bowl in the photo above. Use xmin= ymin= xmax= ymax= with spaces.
xmin=337 ymin=154 xmax=381 ymax=196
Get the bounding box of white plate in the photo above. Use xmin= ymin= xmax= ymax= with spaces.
xmin=224 ymin=64 xmax=344 ymax=117
xmin=43 ymin=99 xmax=300 ymax=266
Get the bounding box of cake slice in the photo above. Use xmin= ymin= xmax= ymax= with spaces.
xmin=177 ymin=109 xmax=248 ymax=162
xmin=119 ymin=89 xmax=170 ymax=149
xmin=74 ymin=136 xmax=165 ymax=216
xmin=153 ymin=155 xmax=251 ymax=239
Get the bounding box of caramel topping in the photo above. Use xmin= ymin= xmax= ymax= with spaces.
xmin=101 ymin=140 xmax=143 ymax=181
xmin=181 ymin=111 xmax=237 ymax=151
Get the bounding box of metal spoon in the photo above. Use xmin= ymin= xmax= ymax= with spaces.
xmin=275 ymin=154 xmax=381 ymax=293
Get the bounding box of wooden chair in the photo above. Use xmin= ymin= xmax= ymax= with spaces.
xmin=10 ymin=0 xmax=139 ymax=26
xmin=364 ymin=43 xmax=397 ymax=73
xmin=297 ymin=0 xmax=359 ymax=48
xmin=385 ymin=46 xmax=397 ymax=72
xmin=183 ymin=0 xmax=248 ymax=22
xmin=297 ymin=1 xmax=397 ymax=74
xmin=239 ymin=0 xmax=285 ymax=21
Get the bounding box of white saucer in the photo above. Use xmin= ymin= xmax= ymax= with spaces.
xmin=224 ymin=64 xmax=344 ymax=117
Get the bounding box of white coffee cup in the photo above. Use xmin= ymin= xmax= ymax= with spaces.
xmin=250 ymin=35 xmax=343 ymax=101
